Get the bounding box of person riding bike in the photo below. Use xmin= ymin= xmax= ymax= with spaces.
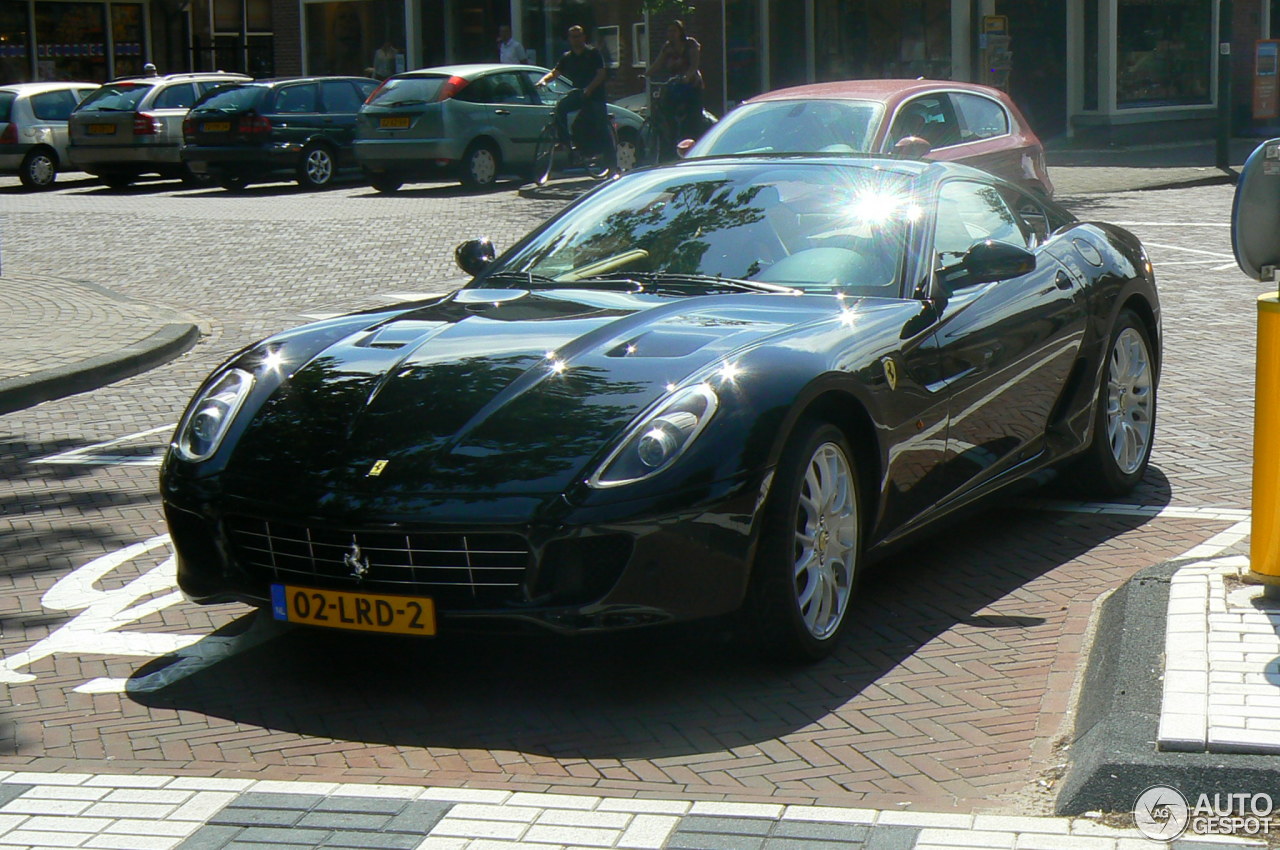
xmin=536 ymin=25 xmax=614 ymax=167
xmin=647 ymin=20 xmax=704 ymax=147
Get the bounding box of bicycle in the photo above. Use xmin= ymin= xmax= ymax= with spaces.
xmin=531 ymin=89 xmax=619 ymax=187
xmin=639 ymin=77 xmax=697 ymax=166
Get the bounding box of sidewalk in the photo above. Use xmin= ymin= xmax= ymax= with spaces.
xmin=0 ymin=770 xmax=1260 ymax=850
xmin=0 ymin=273 xmax=199 ymax=415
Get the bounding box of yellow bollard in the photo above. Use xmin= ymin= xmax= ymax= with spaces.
xmin=1251 ymin=292 xmax=1280 ymax=595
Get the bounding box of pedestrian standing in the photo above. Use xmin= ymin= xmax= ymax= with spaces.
xmin=497 ymin=25 xmax=528 ymax=65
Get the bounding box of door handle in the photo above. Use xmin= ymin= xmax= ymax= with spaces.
xmin=494 ymin=109 xmax=511 ymax=115
xmin=1055 ymin=271 xmax=1073 ymax=290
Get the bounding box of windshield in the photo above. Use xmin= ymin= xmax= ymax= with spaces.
xmin=193 ymin=84 xmax=265 ymax=111
xmin=78 ymin=83 xmax=153 ymax=111
xmin=366 ymin=76 xmax=445 ymax=106
xmin=693 ymin=99 xmax=884 ymax=156
xmin=486 ymin=163 xmax=916 ymax=295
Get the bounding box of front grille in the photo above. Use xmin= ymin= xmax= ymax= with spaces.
xmin=225 ymin=516 xmax=530 ymax=607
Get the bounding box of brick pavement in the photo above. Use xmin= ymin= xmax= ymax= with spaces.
xmin=0 ymin=172 xmax=1264 ymax=815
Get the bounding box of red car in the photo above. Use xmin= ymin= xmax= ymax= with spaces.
xmin=687 ymin=79 xmax=1053 ymax=197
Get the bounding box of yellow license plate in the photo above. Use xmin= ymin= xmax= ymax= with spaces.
xmin=202 ymin=121 xmax=231 ymax=132
xmin=271 ymin=584 xmax=436 ymax=636
xmin=380 ymin=116 xmax=411 ymax=129
xmin=88 ymin=123 xmax=116 ymax=135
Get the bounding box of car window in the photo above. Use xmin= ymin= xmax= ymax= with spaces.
xmin=78 ymin=83 xmax=153 ymax=111
xmin=951 ymin=92 xmax=1010 ymax=142
xmin=365 ymin=76 xmax=444 ymax=107
xmin=74 ymin=88 xmax=97 ymax=103
xmin=355 ymin=79 xmax=378 ymax=99
xmin=30 ymin=89 xmax=78 ymax=120
xmin=888 ymin=95 xmax=960 ymax=149
xmin=275 ymin=84 xmax=318 ymax=113
xmin=321 ymin=80 xmax=363 ymax=113
xmin=453 ymin=74 xmax=496 ymax=104
xmin=933 ymin=180 xmax=1029 ymax=268
xmin=489 ymin=72 xmax=532 ymax=105
xmin=153 ymin=83 xmax=198 ymax=110
xmin=0 ymin=92 xmax=13 ymax=123
xmin=1007 ymin=190 xmax=1051 ymax=245
xmin=532 ymin=74 xmax=574 ymax=105
xmin=193 ymin=84 xmax=265 ymax=111
xmin=695 ymin=99 xmax=882 ymax=156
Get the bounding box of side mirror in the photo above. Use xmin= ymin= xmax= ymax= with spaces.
xmin=676 ymin=138 xmax=695 ymax=158
xmin=455 ymin=238 xmax=496 ymax=276
xmin=893 ymin=135 xmax=933 ymax=159
xmin=940 ymin=240 xmax=1036 ymax=289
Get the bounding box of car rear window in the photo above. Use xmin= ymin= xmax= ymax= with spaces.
xmin=366 ymin=76 xmax=445 ymax=107
xmin=31 ymin=89 xmax=79 ymax=120
xmin=78 ymin=83 xmax=153 ymax=111
xmin=193 ymin=84 xmax=266 ymax=111
xmin=0 ymin=92 xmax=14 ymax=123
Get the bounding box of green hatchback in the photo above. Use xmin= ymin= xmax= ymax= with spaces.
xmin=354 ymin=63 xmax=644 ymax=191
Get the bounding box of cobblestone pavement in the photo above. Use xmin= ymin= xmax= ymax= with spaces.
xmin=0 ymin=172 xmax=1266 ymax=815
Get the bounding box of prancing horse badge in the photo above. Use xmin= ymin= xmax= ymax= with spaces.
xmin=367 ymin=459 xmax=389 ymax=477
xmin=882 ymin=357 xmax=898 ymax=391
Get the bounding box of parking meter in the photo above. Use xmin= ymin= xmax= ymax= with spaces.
xmin=1232 ymin=139 xmax=1280 ymax=591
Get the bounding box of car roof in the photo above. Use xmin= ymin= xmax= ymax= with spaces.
xmin=107 ymin=72 xmax=252 ymax=85
xmin=397 ymin=63 xmax=546 ymax=78
xmin=0 ymin=81 xmax=99 ymax=95
xmin=222 ymin=76 xmax=378 ymax=87
xmin=747 ymin=78 xmax=1013 ymax=106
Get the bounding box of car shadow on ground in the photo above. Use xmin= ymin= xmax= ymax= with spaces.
xmin=0 ymin=176 xmax=103 ymax=194
xmin=127 ymin=470 xmax=1173 ymax=761
xmin=348 ymin=180 xmax=524 ymax=200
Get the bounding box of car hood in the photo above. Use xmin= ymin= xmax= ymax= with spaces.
xmin=226 ymin=287 xmax=845 ymax=498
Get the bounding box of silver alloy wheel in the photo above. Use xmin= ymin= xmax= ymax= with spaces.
xmin=793 ymin=441 xmax=858 ymax=640
xmin=305 ymin=148 xmax=333 ymax=185
xmin=469 ymin=148 xmax=497 ymax=185
xmin=1106 ymin=326 xmax=1154 ymax=474
xmin=27 ymin=153 xmax=54 ymax=186
xmin=616 ymin=138 xmax=638 ymax=172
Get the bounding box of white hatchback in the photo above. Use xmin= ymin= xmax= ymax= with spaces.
xmin=0 ymin=81 xmax=99 ymax=189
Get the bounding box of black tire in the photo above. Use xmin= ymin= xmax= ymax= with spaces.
xmin=220 ymin=175 xmax=249 ymax=192
xmin=297 ymin=143 xmax=335 ymax=188
xmin=18 ymin=148 xmax=57 ymax=189
xmin=459 ymin=140 xmax=500 ymax=188
xmin=370 ymin=175 xmax=403 ymax=193
xmin=530 ymin=124 xmax=556 ymax=186
xmin=584 ymin=122 xmax=619 ymax=181
xmin=745 ymin=420 xmax=863 ymax=663
xmin=1071 ymin=309 xmax=1157 ymax=496
xmin=181 ymin=165 xmax=214 ymax=187
xmin=100 ymin=172 xmax=134 ymax=190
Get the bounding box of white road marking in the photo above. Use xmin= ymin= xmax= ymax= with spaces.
xmin=34 ymin=425 xmax=174 ymax=467
xmin=1109 ymin=222 xmax=1231 ymax=227
xmin=1142 ymin=242 xmax=1235 ymax=260
xmin=376 ymin=291 xmax=447 ymax=302
xmin=1027 ymin=500 xmax=1249 ymax=523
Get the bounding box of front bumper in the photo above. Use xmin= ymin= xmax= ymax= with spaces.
xmin=163 ymin=470 xmax=769 ymax=635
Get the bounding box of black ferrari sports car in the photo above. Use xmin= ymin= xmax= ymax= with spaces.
xmin=161 ymin=154 xmax=1159 ymax=661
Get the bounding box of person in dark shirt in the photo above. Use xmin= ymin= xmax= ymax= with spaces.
xmin=536 ymin=25 xmax=611 ymax=157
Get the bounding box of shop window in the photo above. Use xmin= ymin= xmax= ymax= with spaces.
xmin=214 ymin=0 xmax=274 ymax=76
xmin=1 ymin=3 xmax=32 ymax=82
xmin=813 ymin=0 xmax=950 ymax=84
xmin=304 ymin=0 xmax=405 ymax=78
xmin=34 ymin=2 xmax=107 ymax=81
xmin=724 ymin=0 xmax=761 ymax=105
xmin=1116 ymin=0 xmax=1211 ymax=107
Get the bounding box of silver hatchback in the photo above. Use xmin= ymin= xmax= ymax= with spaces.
xmin=0 ymin=82 xmax=99 ymax=189
xmin=68 ymin=71 xmax=251 ymax=188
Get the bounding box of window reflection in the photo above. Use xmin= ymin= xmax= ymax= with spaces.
xmin=1116 ymin=0 xmax=1211 ymax=107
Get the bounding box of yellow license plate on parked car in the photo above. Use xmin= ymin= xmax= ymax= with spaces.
xmin=270 ymin=584 xmax=436 ymax=636
xmin=380 ymin=116 xmax=411 ymax=129
xmin=202 ymin=121 xmax=231 ymax=132
xmin=87 ymin=123 xmax=116 ymax=135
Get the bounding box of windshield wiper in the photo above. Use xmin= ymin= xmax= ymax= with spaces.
xmin=591 ymin=271 xmax=802 ymax=295
xmin=477 ymin=270 xmax=561 ymax=287
xmin=380 ymin=99 xmax=428 ymax=107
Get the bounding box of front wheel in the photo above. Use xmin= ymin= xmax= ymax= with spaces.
xmin=100 ymin=172 xmax=134 ymax=190
xmin=459 ymin=140 xmax=500 ymax=188
xmin=1072 ymin=309 xmax=1157 ymax=495
xmin=298 ymin=144 xmax=335 ymax=188
xmin=745 ymin=421 xmax=862 ymax=662
xmin=370 ymin=175 xmax=403 ymax=193
xmin=220 ymin=175 xmax=249 ymax=192
xmin=19 ymin=148 xmax=57 ymax=189
xmin=530 ymin=125 xmax=557 ymax=186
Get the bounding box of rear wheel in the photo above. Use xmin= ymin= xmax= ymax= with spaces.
xmin=220 ymin=175 xmax=249 ymax=192
xmin=530 ymin=124 xmax=556 ymax=186
xmin=459 ymin=140 xmax=500 ymax=188
xmin=181 ymin=165 xmax=213 ymax=187
xmin=1072 ymin=309 xmax=1157 ymax=495
xmin=18 ymin=148 xmax=57 ymax=189
xmin=370 ymin=175 xmax=403 ymax=193
xmin=297 ymin=144 xmax=335 ymax=188
xmin=745 ymin=420 xmax=862 ymax=663
xmin=100 ymin=172 xmax=134 ymax=190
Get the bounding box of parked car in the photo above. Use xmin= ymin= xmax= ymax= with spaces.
xmin=688 ymin=79 xmax=1054 ymax=197
xmin=162 ymin=154 xmax=1157 ymax=662
xmin=0 ymin=81 xmax=99 ymax=189
xmin=181 ymin=76 xmax=379 ymax=191
xmin=354 ymin=63 xmax=645 ymax=191
xmin=68 ymin=71 xmax=251 ymax=188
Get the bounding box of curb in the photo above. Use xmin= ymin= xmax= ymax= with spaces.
xmin=1055 ymin=561 xmax=1280 ymax=815
xmin=0 ymin=321 xmax=200 ymax=416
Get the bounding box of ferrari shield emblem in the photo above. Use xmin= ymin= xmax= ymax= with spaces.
xmin=882 ymin=357 xmax=898 ymax=391
xmin=367 ymin=459 xmax=389 ymax=477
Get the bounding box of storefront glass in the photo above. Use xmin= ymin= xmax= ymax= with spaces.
xmin=305 ymin=0 xmax=405 ymax=77
xmin=33 ymin=1 xmax=108 ymax=80
xmin=813 ymin=0 xmax=949 ymax=82
xmin=112 ymin=3 xmax=143 ymax=77
xmin=1116 ymin=0 xmax=1211 ymax=107
xmin=523 ymin=0 xmax=597 ymax=71
xmin=0 ymin=3 xmax=32 ymax=82
xmin=724 ymin=0 xmax=761 ymax=105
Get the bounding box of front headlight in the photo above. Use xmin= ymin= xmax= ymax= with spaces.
xmin=173 ymin=368 xmax=254 ymax=462
xmin=589 ymin=384 xmax=718 ymax=488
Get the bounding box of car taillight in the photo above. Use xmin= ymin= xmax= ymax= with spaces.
xmin=437 ymin=75 xmax=469 ymax=101
xmin=133 ymin=112 xmax=161 ymax=135
xmin=238 ymin=113 xmax=271 ymax=136
xmin=0 ymin=123 xmax=16 ymax=145
xmin=364 ymin=81 xmax=388 ymax=104
xmin=182 ymin=116 xmax=195 ymax=141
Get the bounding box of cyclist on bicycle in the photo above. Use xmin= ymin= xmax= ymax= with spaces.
xmin=536 ymin=25 xmax=612 ymax=162
xmin=647 ymin=20 xmax=704 ymax=142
